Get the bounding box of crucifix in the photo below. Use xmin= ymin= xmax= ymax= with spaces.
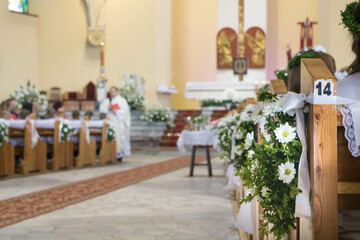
xmin=297 ymin=17 xmax=318 ymax=50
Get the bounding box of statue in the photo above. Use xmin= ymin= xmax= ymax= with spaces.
xmin=84 ymin=0 xmax=105 ymax=46
xmin=245 ymin=27 xmax=266 ymax=68
xmin=217 ymin=28 xmax=237 ymax=69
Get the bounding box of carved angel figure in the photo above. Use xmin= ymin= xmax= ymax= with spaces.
xmin=217 ymin=31 xmax=236 ymax=67
xmin=246 ymin=30 xmax=265 ymax=66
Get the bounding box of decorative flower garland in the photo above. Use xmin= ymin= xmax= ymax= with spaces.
xmin=60 ymin=120 xmax=73 ymax=142
xmin=341 ymin=2 xmax=360 ymax=37
xmin=106 ymin=123 xmax=116 ymax=141
xmin=10 ymin=81 xmax=48 ymax=110
xmin=217 ymin=89 xmax=302 ymax=239
xmin=141 ymin=105 xmax=173 ymax=124
xmin=0 ymin=119 xmax=9 ymax=147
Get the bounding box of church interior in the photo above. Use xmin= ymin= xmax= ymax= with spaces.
xmin=0 ymin=0 xmax=360 ymax=239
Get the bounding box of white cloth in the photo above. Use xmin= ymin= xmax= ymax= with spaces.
xmin=100 ymin=95 xmax=131 ymax=158
xmin=226 ymin=164 xmax=241 ymax=190
xmin=176 ymin=130 xmax=219 ymax=152
xmin=7 ymin=120 xmax=38 ymax=148
xmin=234 ymin=190 xmax=257 ymax=234
xmin=338 ymin=72 xmax=360 ymax=101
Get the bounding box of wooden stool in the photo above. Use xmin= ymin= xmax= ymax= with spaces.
xmin=189 ymin=145 xmax=212 ymax=177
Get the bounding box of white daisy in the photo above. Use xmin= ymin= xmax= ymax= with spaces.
xmin=247 ymin=150 xmax=255 ymax=160
xmin=234 ymin=146 xmax=243 ymax=156
xmin=248 ymin=187 xmax=256 ymax=196
xmin=244 ymin=131 xmax=254 ymax=150
xmin=250 ymin=159 xmax=259 ymax=173
xmin=278 ymin=161 xmax=296 ymax=184
xmin=251 ymin=102 xmax=266 ymax=124
xmin=261 ymin=186 xmax=271 ymax=198
xmin=263 ymin=100 xmax=282 ymax=117
xmin=235 ymin=130 xmax=243 ymax=140
xmin=274 ymin=122 xmax=297 ymax=144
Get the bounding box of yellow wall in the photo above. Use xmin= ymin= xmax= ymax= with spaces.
xmin=0 ymin=1 xmax=38 ymax=100
xmin=29 ymin=0 xmax=171 ymax=106
xmin=267 ymin=0 xmax=318 ymax=80
xmin=318 ymin=0 xmax=354 ymax=70
xmin=171 ymin=0 xmax=217 ymax=110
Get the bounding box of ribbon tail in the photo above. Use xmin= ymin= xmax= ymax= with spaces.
xmin=295 ymin=109 xmax=311 ymax=219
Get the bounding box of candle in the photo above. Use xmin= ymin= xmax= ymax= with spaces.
xmin=100 ymin=41 xmax=105 ymax=69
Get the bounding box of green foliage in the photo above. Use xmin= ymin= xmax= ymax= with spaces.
xmin=287 ymin=51 xmax=316 ymax=71
xmin=141 ymin=105 xmax=173 ymax=124
xmin=341 ymin=2 xmax=360 ymax=37
xmin=200 ymin=99 xmax=242 ymax=109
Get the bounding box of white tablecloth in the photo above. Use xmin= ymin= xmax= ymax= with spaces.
xmin=176 ymin=130 xmax=219 ymax=152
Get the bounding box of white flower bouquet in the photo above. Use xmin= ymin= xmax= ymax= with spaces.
xmin=106 ymin=123 xmax=116 ymax=141
xmin=119 ymin=83 xmax=145 ymax=112
xmin=10 ymin=81 xmax=47 ymax=110
xmin=61 ymin=120 xmax=73 ymax=142
xmin=0 ymin=119 xmax=9 ymax=147
xmin=141 ymin=105 xmax=173 ymax=124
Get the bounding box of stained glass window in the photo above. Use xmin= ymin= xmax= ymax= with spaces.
xmin=8 ymin=0 xmax=29 ymax=14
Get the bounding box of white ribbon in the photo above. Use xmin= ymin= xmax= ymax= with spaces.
xmin=282 ymin=92 xmax=311 ymax=219
xmin=27 ymin=120 xmax=39 ymax=149
xmin=82 ymin=121 xmax=91 ymax=144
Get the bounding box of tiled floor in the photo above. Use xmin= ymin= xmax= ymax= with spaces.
xmin=0 ymin=151 xmax=239 ymax=240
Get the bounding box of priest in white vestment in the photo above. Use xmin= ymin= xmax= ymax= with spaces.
xmin=100 ymin=86 xmax=131 ymax=159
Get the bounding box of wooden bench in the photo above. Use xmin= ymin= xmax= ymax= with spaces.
xmin=88 ymin=120 xmax=117 ymax=165
xmin=74 ymin=121 xmax=97 ymax=168
xmin=297 ymin=59 xmax=360 ymax=239
xmin=9 ymin=120 xmax=47 ymax=175
xmin=0 ymin=142 xmax=15 ymax=177
xmin=36 ymin=119 xmax=74 ymax=171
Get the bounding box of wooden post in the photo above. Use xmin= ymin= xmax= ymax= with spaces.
xmin=0 ymin=142 xmax=15 ymax=177
xmin=301 ymin=59 xmax=338 ymax=239
xmin=75 ymin=121 xmax=96 ymax=168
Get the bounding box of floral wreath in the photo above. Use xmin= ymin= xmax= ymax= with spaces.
xmin=341 ymin=2 xmax=360 ymax=37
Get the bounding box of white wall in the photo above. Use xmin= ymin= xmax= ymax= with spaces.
xmin=0 ymin=1 xmax=39 ymax=100
xmin=217 ymin=0 xmax=267 ymax=83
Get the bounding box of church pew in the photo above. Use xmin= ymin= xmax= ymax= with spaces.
xmin=0 ymin=142 xmax=15 ymax=177
xmin=36 ymin=119 xmax=74 ymax=171
xmin=299 ymin=59 xmax=360 ymax=239
xmin=8 ymin=120 xmax=47 ymax=175
xmin=74 ymin=121 xmax=97 ymax=168
xmin=88 ymin=120 xmax=117 ymax=165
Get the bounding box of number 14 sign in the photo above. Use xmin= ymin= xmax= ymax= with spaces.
xmin=314 ymin=79 xmax=334 ymax=97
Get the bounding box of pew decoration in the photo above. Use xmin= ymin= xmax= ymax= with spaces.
xmin=59 ymin=120 xmax=73 ymax=142
xmin=238 ymin=91 xmax=302 ymax=239
xmin=0 ymin=119 xmax=9 ymax=146
xmin=10 ymin=81 xmax=48 ymax=110
xmin=106 ymin=123 xmax=116 ymax=141
xmin=217 ymin=89 xmax=303 ymax=239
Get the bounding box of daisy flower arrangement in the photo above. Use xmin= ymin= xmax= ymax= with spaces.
xmin=236 ymin=89 xmax=302 ymax=239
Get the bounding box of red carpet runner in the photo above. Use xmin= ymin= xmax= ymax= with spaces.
xmin=0 ymin=156 xmax=205 ymax=228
